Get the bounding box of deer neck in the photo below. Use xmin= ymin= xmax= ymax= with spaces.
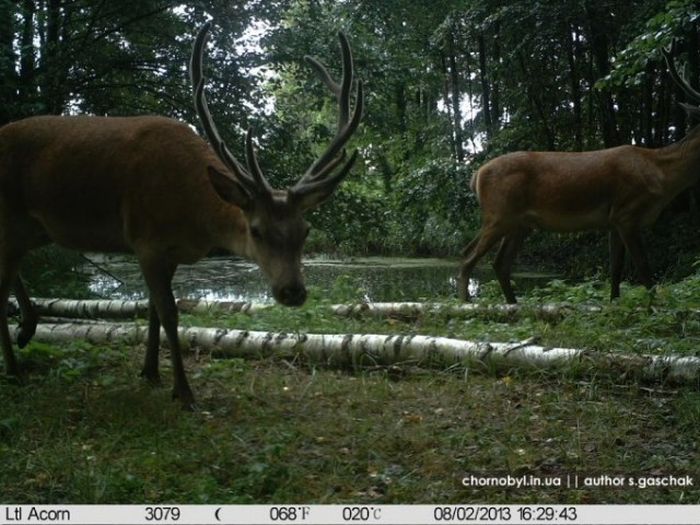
xmin=656 ymin=125 xmax=700 ymax=193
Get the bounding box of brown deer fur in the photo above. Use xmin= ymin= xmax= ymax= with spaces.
xmin=459 ymin=127 xmax=700 ymax=303
xmin=0 ymin=25 xmax=363 ymax=409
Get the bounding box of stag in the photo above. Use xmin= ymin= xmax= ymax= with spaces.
xmin=0 ymin=23 xmax=363 ymax=408
xmin=459 ymin=46 xmax=700 ymax=304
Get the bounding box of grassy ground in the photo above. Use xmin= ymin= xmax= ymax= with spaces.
xmin=1 ymin=273 xmax=699 ymax=504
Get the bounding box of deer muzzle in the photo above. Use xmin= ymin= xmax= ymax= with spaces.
xmin=273 ymin=282 xmax=308 ymax=307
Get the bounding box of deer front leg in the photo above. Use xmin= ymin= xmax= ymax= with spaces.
xmin=138 ymin=256 xmax=195 ymax=410
xmin=0 ymin=259 xmax=21 ymax=376
xmin=609 ymin=230 xmax=626 ymax=300
xmin=458 ymin=235 xmax=480 ymax=301
xmin=14 ymin=276 xmax=37 ymax=348
xmin=458 ymin=227 xmax=503 ymax=302
xmin=492 ymin=228 xmax=528 ymax=304
xmin=617 ymin=228 xmax=653 ymax=290
xmin=140 ymin=299 xmax=162 ymax=385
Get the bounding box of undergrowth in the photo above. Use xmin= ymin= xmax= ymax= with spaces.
xmin=1 ymin=270 xmax=699 ymax=504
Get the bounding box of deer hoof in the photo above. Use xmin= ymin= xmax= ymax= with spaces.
xmin=140 ymin=368 xmax=162 ymax=386
xmin=172 ymin=387 xmax=197 ymax=411
xmin=16 ymin=323 xmax=37 ymax=349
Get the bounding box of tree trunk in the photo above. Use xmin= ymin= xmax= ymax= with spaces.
xmin=689 ymin=21 xmax=699 ymax=89
xmin=585 ymin=2 xmax=619 ymax=147
xmin=477 ymin=32 xmax=492 ymax=140
xmin=14 ymin=322 xmax=700 ymax=384
xmin=517 ymin=51 xmax=555 ymax=149
xmin=8 ymin=297 xmax=272 ymax=319
xmin=42 ymin=0 xmax=65 ymax=114
xmin=687 ymin=20 xmax=700 ymax=215
xmin=330 ymin=301 xmax=602 ymax=320
xmin=447 ymin=29 xmax=464 ymax=161
xmin=566 ymin=24 xmax=583 ymax=150
xmin=0 ymin=0 xmax=17 ymax=125
xmin=395 ymin=81 xmax=407 ymax=134
xmin=447 ymin=26 xmax=464 ymax=162
xmin=439 ymin=51 xmax=456 ymax=159
xmin=642 ymin=62 xmax=655 ymax=146
xmin=18 ymin=0 xmax=36 ymax=108
xmin=14 ymin=298 xmax=700 ymax=323
xmin=491 ymin=21 xmax=501 ymax=130
xmin=657 ymin=71 xmax=672 ymax=145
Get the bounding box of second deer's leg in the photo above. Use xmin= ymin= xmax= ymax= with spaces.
xmin=458 ymin=227 xmax=504 ymax=301
xmin=492 ymin=228 xmax=528 ymax=304
xmin=609 ymin=230 xmax=626 ymax=300
xmin=617 ymin=228 xmax=653 ymax=290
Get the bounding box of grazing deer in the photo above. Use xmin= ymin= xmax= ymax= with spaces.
xmin=459 ymin=46 xmax=700 ymax=304
xmin=0 ymin=23 xmax=363 ymax=408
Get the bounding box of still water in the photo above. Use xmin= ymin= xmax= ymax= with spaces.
xmin=84 ymin=255 xmax=555 ymax=303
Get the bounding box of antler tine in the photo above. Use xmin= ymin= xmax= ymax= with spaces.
xmin=662 ymin=44 xmax=700 ymax=104
xmin=191 ymin=23 xmax=272 ymax=196
xmin=305 ymin=56 xmax=341 ymax=97
xmin=304 ymin=33 xmax=354 ymax=125
xmin=292 ymin=150 xmax=359 ymax=197
xmin=338 ymin=32 xmax=354 ymax=130
xmin=245 ymin=128 xmax=274 ymax=194
xmin=293 ymin=32 xmax=364 ymax=191
xmin=304 ymin=81 xmax=363 ymax=184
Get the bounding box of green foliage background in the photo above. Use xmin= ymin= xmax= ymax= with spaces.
xmin=1 ymin=0 xmax=699 ymax=282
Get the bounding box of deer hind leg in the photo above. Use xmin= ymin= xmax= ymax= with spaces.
xmin=492 ymin=228 xmax=529 ymax=304
xmin=0 ymin=258 xmax=21 ymax=376
xmin=138 ymin=255 xmax=195 ymax=410
xmin=617 ymin=228 xmax=653 ymax=290
xmin=14 ymin=276 xmax=37 ymax=349
xmin=458 ymin=226 xmax=505 ymax=301
xmin=609 ymin=230 xmax=626 ymax=300
xmin=140 ymin=299 xmax=162 ymax=385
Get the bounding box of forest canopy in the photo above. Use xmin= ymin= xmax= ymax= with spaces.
xmin=1 ymin=0 xmax=699 ymax=275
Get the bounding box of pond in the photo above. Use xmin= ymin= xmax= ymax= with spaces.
xmin=83 ymin=255 xmax=558 ymax=303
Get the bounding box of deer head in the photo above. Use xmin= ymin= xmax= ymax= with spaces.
xmin=190 ymin=22 xmax=363 ymax=306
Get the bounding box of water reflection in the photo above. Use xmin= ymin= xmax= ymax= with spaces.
xmin=84 ymin=255 xmax=552 ymax=303
xmin=87 ymin=255 xmax=272 ymax=302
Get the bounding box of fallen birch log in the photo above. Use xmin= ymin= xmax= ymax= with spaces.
xmin=9 ymin=297 xmax=597 ymax=321
xmin=329 ymin=301 xmax=599 ymax=319
xmin=11 ymin=322 xmax=700 ymax=384
xmin=332 ymin=302 xmax=700 ymax=319
xmin=8 ymin=297 xmax=271 ymax=319
xmin=9 ymin=297 xmax=700 ymax=322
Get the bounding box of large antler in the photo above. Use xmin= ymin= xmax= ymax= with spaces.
xmin=190 ymin=22 xmax=273 ymax=197
xmin=662 ymin=42 xmax=700 ymax=118
xmin=290 ymin=32 xmax=364 ymax=199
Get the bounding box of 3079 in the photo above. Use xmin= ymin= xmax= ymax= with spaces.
xmin=144 ymin=506 xmax=181 ymax=521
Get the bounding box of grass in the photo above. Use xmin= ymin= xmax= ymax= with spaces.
xmin=1 ymin=272 xmax=699 ymax=504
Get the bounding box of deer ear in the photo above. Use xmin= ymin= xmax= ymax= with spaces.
xmin=207 ymin=166 xmax=253 ymax=211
